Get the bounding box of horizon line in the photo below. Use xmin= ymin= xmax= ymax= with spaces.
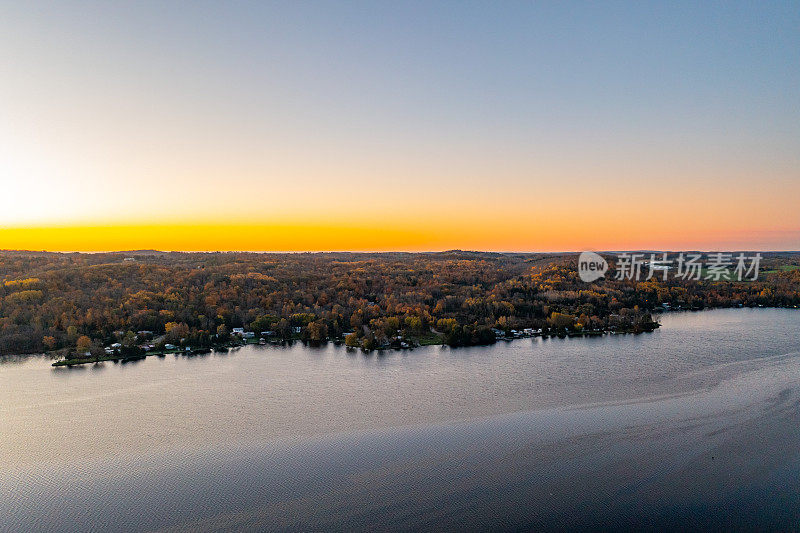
xmin=2 ymin=249 xmax=797 ymax=255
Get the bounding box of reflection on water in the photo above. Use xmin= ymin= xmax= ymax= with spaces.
xmin=1 ymin=308 xmax=800 ymax=531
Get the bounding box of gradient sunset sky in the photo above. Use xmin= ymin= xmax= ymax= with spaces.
xmin=1 ymin=1 xmax=798 ymax=252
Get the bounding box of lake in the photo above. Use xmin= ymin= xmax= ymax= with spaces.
xmin=2 ymin=308 xmax=800 ymax=531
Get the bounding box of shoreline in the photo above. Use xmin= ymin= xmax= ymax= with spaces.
xmin=50 ymin=323 xmax=661 ymax=367
xmin=34 ymin=304 xmax=800 ymax=368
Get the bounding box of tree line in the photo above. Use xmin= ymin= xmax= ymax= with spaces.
xmin=0 ymin=250 xmax=798 ymax=356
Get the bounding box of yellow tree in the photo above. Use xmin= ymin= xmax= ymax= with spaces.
xmin=76 ymin=335 xmax=92 ymax=353
xmin=43 ymin=336 xmax=57 ymax=351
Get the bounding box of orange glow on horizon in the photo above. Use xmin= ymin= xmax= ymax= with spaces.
xmin=1 ymin=220 xmax=797 ymax=253
xmin=1 ymin=3 xmax=798 ymax=254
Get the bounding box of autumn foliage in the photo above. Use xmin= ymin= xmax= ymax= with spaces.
xmin=0 ymin=250 xmax=798 ymax=355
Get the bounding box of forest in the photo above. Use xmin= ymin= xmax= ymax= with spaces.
xmin=1 ymin=250 xmax=799 ymax=357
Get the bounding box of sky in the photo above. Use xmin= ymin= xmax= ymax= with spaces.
xmin=1 ymin=1 xmax=798 ymax=252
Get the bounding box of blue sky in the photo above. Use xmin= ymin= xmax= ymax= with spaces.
xmin=1 ymin=1 xmax=798 ymax=250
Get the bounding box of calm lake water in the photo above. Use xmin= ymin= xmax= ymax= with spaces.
xmin=2 ymin=308 xmax=800 ymax=531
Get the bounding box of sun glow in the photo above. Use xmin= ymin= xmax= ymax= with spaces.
xmin=0 ymin=2 xmax=798 ymax=252
xmin=1 ymin=218 xmax=797 ymax=253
